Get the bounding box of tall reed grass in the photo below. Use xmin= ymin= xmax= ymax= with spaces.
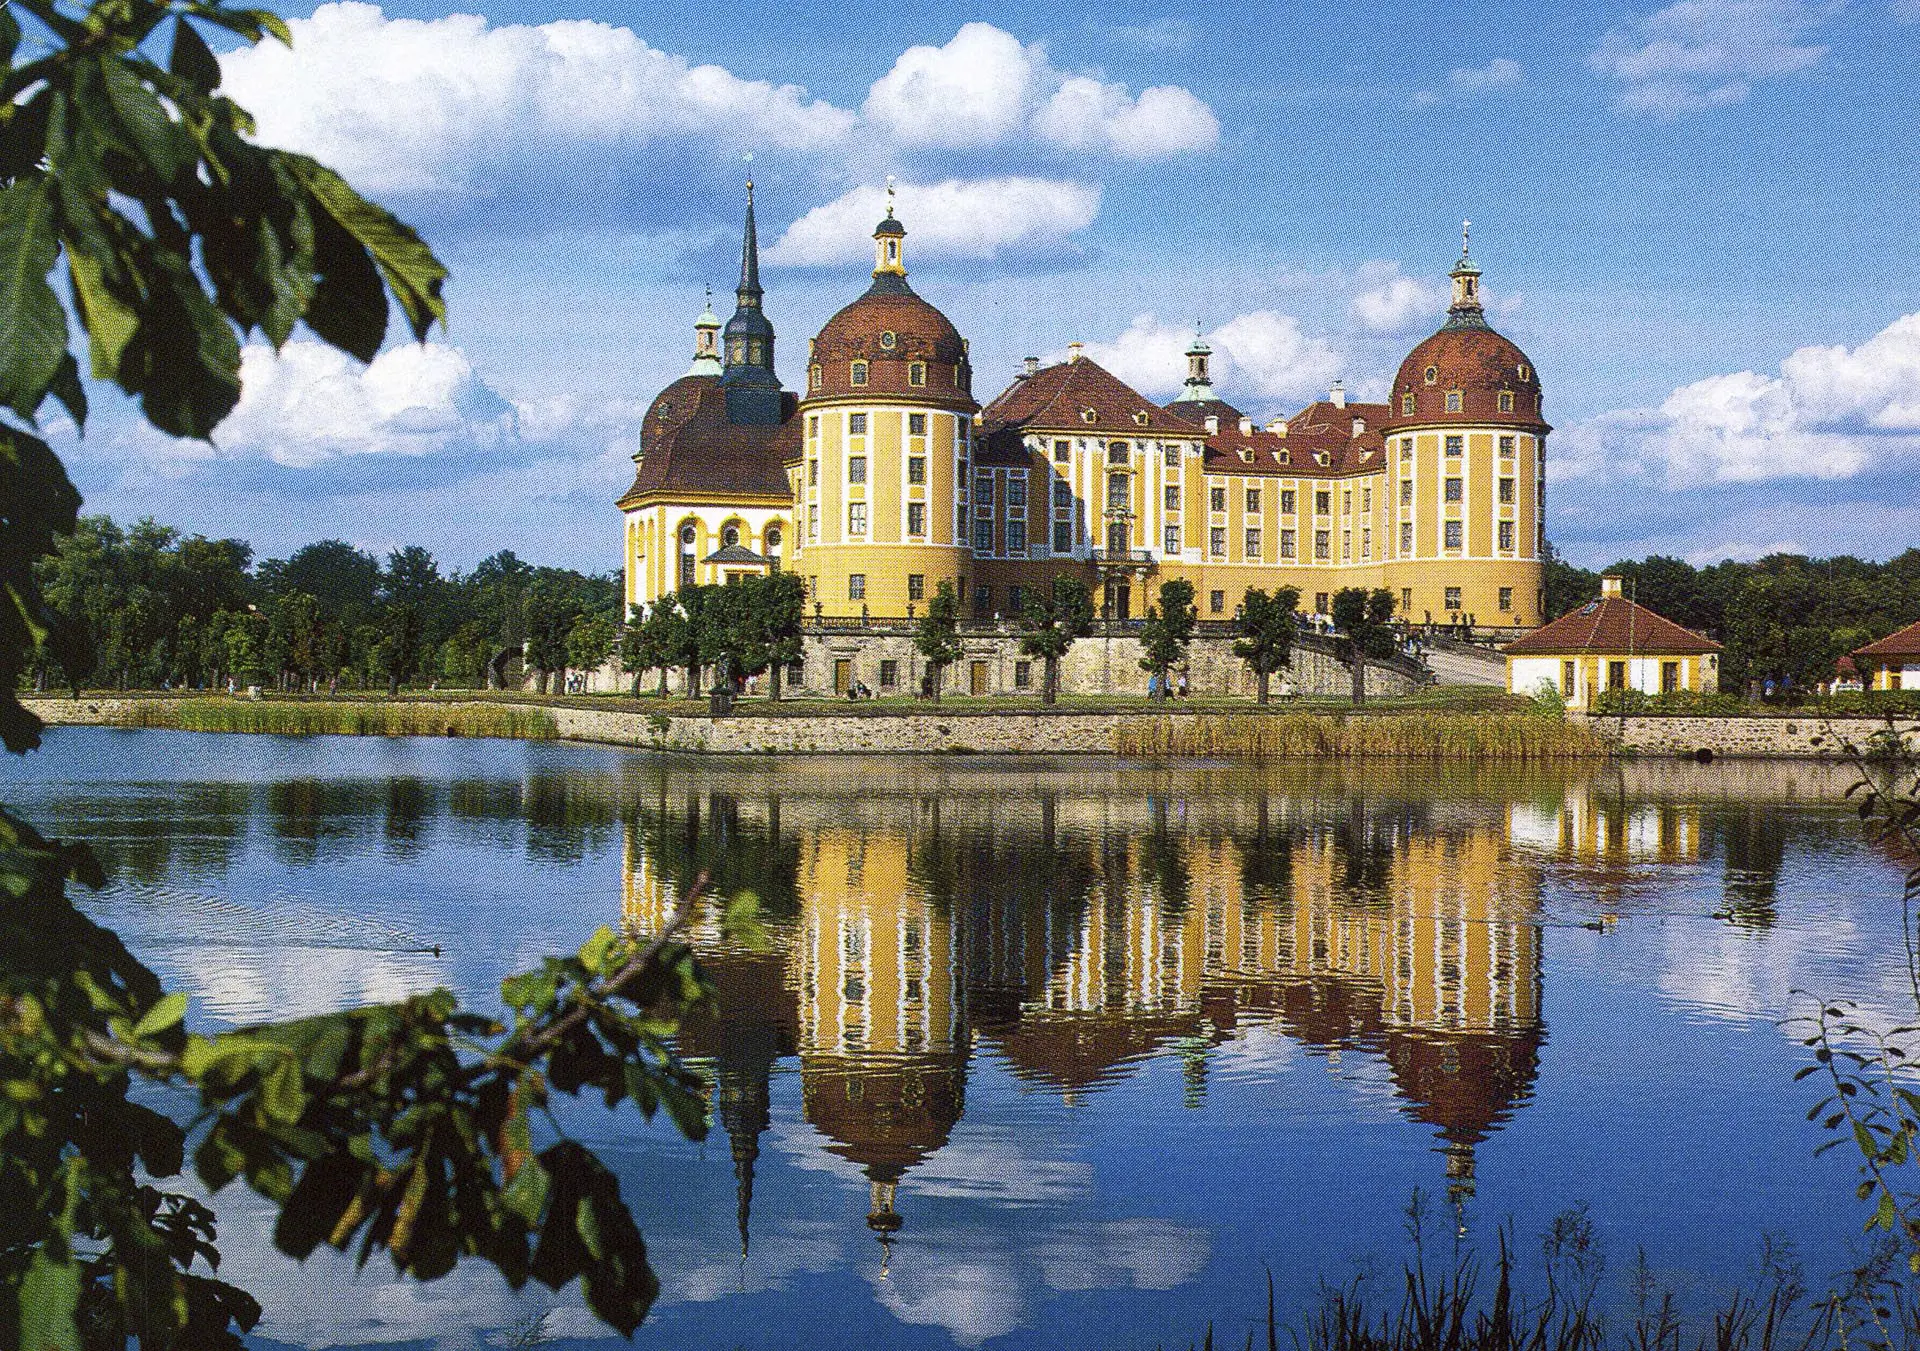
xmin=101 ymin=698 xmax=557 ymax=739
xmin=1112 ymin=711 xmax=1609 ymax=760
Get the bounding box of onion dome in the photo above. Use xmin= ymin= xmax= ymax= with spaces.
xmin=1386 ymin=225 xmax=1546 ymax=431
xmin=806 ymin=198 xmax=974 ymax=411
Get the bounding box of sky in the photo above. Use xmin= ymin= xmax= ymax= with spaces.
xmin=51 ymin=0 xmax=1920 ymax=573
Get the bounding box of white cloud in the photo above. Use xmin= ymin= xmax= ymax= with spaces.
xmin=1556 ymin=311 xmax=1920 ymax=487
xmin=1080 ymin=312 xmax=1343 ymax=407
xmin=1105 ymin=18 xmax=1196 ymax=51
xmin=208 ymin=340 xmax=519 ymax=468
xmin=1590 ymin=0 xmax=1837 ymax=115
xmin=862 ymin=21 xmax=1217 ymax=159
xmin=221 ymin=2 xmax=855 ymax=197
xmin=1348 ymin=262 xmax=1447 ymax=335
xmin=1449 ymin=57 xmax=1525 ymax=91
xmin=764 ymin=178 xmax=1101 ymax=267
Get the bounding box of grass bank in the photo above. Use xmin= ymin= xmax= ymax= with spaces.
xmin=87 ymin=697 xmax=558 ymax=739
xmin=1113 ymin=711 xmax=1608 ymax=760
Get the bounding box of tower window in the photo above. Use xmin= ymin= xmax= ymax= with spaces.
xmin=1445 ymin=477 xmax=1462 ymax=502
xmin=1210 ymin=590 xmax=1226 ymax=614
xmin=1444 ymin=521 xmax=1463 ymax=549
xmin=1499 ymin=477 xmax=1515 ymax=503
xmin=908 ymin=502 xmax=926 ymax=535
xmin=1165 ymin=524 xmax=1181 ymax=554
xmin=909 ymin=412 xmax=927 ymax=435
xmin=849 ymin=413 xmax=868 ymax=435
xmin=1445 ymin=435 xmax=1462 ymax=457
xmin=908 ymin=456 xmax=925 ymax=484
xmin=1424 ymin=366 xmax=1439 ymax=385
xmin=1498 ymin=390 xmax=1514 ymax=412
xmin=1500 ymin=435 xmax=1516 ymax=457
xmin=810 ymin=365 xmax=821 ymax=388
xmin=909 ymin=363 xmax=926 ymax=386
xmin=1445 ymin=586 xmax=1463 ymax=611
xmin=849 ymin=456 xmax=867 ymax=484
xmin=908 ymin=574 xmax=925 ymax=600
xmin=1401 ymin=393 xmax=1415 ymax=414
xmin=849 ymin=503 xmax=867 ymax=535
xmin=1517 ymin=364 xmax=1531 ymax=382
xmin=1499 ymin=587 xmax=1513 ymax=611
xmin=1400 ymin=480 xmax=1412 ymax=506
xmin=850 ymin=360 xmax=868 ymax=386
xmin=1499 ymin=521 xmax=1516 ymax=550
xmin=1445 ymin=391 xmax=1463 ymax=413
xmin=849 ymin=574 xmax=866 ymax=600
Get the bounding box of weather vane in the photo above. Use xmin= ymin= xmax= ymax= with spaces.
xmin=744 ymin=151 xmax=753 ymax=195
xmin=885 ymin=174 xmax=896 ymax=218
xmin=1461 ymin=218 xmax=1471 ymax=257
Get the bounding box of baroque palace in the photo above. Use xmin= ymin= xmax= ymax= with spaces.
xmin=618 ymin=187 xmax=1549 ymax=636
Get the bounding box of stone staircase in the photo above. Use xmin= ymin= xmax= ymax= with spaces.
xmin=1421 ymin=637 xmax=1508 ymax=688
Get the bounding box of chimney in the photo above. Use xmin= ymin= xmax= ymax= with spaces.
xmin=1238 ymin=416 xmax=1254 ymax=434
xmin=1352 ymin=417 xmax=1364 ymax=437
xmin=1265 ymin=418 xmax=1287 ymax=433
xmin=1067 ymin=341 xmax=1084 ymax=364
xmin=1204 ymin=415 xmax=1219 ymax=434
xmin=1330 ymin=380 xmax=1347 ymax=409
xmin=1601 ymin=575 xmax=1624 ymax=599
xmin=1022 ymin=356 xmax=1039 ymax=378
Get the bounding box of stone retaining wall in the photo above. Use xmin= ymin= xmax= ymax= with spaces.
xmin=1583 ymin=713 xmax=1920 ymax=760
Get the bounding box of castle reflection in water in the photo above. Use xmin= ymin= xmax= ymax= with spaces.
xmin=618 ymin=766 xmax=1732 ymax=1256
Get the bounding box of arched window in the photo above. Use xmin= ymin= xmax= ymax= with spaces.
xmin=765 ymin=527 xmax=782 ymax=572
xmin=678 ymin=522 xmax=697 ymax=588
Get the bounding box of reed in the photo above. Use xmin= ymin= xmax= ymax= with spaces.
xmin=1111 ymin=711 xmax=1609 ymax=761
xmin=102 ymin=697 xmax=558 ymax=740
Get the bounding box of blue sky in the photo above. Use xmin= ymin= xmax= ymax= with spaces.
xmin=54 ymin=0 xmax=1920 ymax=572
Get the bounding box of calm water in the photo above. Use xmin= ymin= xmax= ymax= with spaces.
xmin=6 ymin=729 xmax=1913 ymax=1349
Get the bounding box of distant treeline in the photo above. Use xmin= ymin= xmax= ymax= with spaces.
xmin=1545 ymin=544 xmax=1920 ymax=693
xmin=28 ymin=517 xmax=620 ymax=694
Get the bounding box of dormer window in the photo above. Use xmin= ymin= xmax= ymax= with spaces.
xmin=850 ymin=360 xmax=868 ymax=386
xmin=909 ymin=362 xmax=926 ymax=386
xmin=1445 ymin=390 xmax=1463 ymax=413
xmin=1401 ymin=393 xmax=1415 ymax=414
xmin=1081 ymin=408 xmax=1098 ymax=424
xmin=1423 ymin=366 xmax=1439 ymax=386
xmin=810 ymin=365 xmax=822 ymax=389
xmin=1315 ymin=452 xmax=1329 ymax=466
xmin=1498 ymin=390 xmax=1514 ymax=412
xmin=1239 ymin=449 xmax=1254 ymax=463
xmin=1133 ymin=410 xmax=1151 ymax=426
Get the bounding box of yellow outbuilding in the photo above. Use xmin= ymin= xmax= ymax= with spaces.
xmin=1503 ymin=576 xmax=1719 ymax=709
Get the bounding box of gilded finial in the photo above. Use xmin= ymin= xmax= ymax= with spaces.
xmin=744 ymin=151 xmax=754 ymax=198
xmin=1461 ymin=218 xmax=1471 ymax=257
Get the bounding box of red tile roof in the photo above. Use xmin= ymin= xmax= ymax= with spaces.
xmin=616 ymin=375 xmax=797 ymax=507
xmin=981 ymin=357 xmax=1201 ymax=437
xmin=1854 ymin=618 xmax=1920 ymax=660
xmin=1502 ymin=596 xmax=1719 ymax=657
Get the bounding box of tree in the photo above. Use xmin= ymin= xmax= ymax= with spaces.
xmin=673 ymin=587 xmax=715 ymax=695
xmin=1233 ymin=586 xmax=1301 ymax=704
xmin=523 ymin=580 xmax=581 ymax=694
xmin=566 ymin=614 xmax=616 ymax=689
xmin=0 ymin=1 xmax=713 ymax=1343
xmin=1542 ymin=541 xmax=1598 ymax=624
xmin=914 ymin=580 xmax=964 ymax=702
xmin=1331 ymin=586 xmax=1398 ymax=706
xmin=265 ymin=540 xmax=381 ymax=627
xmin=380 ymin=602 xmax=423 ymax=695
xmin=1138 ymin=579 xmax=1197 ymax=701
xmin=753 ymin=572 xmax=806 ymax=701
xmin=632 ymin=601 xmax=692 ymax=699
xmin=1018 ymin=577 xmax=1093 ymax=705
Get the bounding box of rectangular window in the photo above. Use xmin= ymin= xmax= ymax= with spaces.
xmin=1445 ymin=391 xmax=1462 ymax=412
xmin=1281 ymin=489 xmax=1296 ymax=514
xmin=1007 ymin=477 xmax=1027 ymax=507
xmin=1007 ymin=520 xmax=1026 ymax=553
xmin=849 ymin=502 xmax=867 ymax=535
xmin=1401 ymin=587 xmax=1412 ymax=611
xmin=1108 ymin=474 xmax=1130 ymax=509
xmin=1164 ymin=524 xmax=1181 ymax=554
xmin=849 ymin=456 xmax=867 ymax=484
xmin=1046 ymin=478 xmax=1068 ymax=509
xmin=1210 ymin=526 xmax=1227 ymax=556
xmin=1165 ymin=484 xmax=1180 ymax=511
xmin=908 ymin=363 xmax=926 ymax=387
xmin=1401 ymin=393 xmax=1415 ymax=414
xmin=1499 ymin=434 xmax=1515 ymax=458
xmin=1280 ymin=528 xmax=1296 ymax=559
xmin=1399 ymin=480 xmax=1413 ymax=506
xmin=1342 ymin=491 xmax=1352 ymax=514
xmin=1444 ymin=434 xmax=1462 ymax=457
xmin=1444 ymin=520 xmax=1463 ymax=549
xmin=1053 ymin=439 xmax=1071 ymax=463
xmin=1400 ymin=521 xmax=1413 ymax=551
xmin=1362 ymin=487 xmax=1371 ymax=512
xmin=1246 ymin=488 xmax=1261 ymax=513
xmin=908 ymin=456 xmax=926 ymax=485
xmin=808 ymin=504 xmax=820 ymax=540
xmin=1210 ymin=486 xmax=1227 ymax=512
xmin=1341 ymin=530 xmax=1351 ymax=560
xmin=1400 ymin=437 xmax=1413 ymax=461
xmin=1499 ymin=477 xmax=1514 ymax=503
xmin=908 ymin=574 xmax=925 ymax=601
xmin=1498 ymin=587 xmax=1514 ymax=611
xmin=1608 ymin=660 xmax=1627 ymax=690
xmin=849 ymin=573 xmax=866 ymax=600
xmin=808 ymin=459 xmax=819 ymax=486
xmin=807 ymin=415 xmax=819 ymax=437
xmin=1014 ymin=660 xmax=1031 ymax=689
xmin=849 ymin=413 xmax=870 ymax=436
xmin=1445 ymin=477 xmax=1462 ymax=502
xmin=1315 ymin=592 xmax=1329 ymax=614
xmin=1316 ymin=490 xmax=1331 ymax=514
xmin=1107 ymin=442 xmax=1130 ymax=465
xmin=879 ymin=659 xmax=898 ymax=688
xmin=1314 ymin=529 xmax=1330 ymax=560
xmin=1245 ymin=527 xmax=1261 ymax=557
xmin=908 ymin=412 xmax=927 ymax=436
xmin=1210 ymin=590 xmax=1226 ymax=614
xmin=1053 ymin=520 xmax=1073 ymax=554
xmin=974 ymin=584 xmax=992 ymax=616
xmin=1164 ymin=445 xmax=1180 ymax=468
xmin=1446 ymin=585 xmax=1463 ymax=610
xmin=974 ymin=519 xmax=993 ymax=552
xmin=908 ymin=502 xmax=926 ymax=535
xmin=975 ymin=472 xmax=993 ymax=503
xmin=1498 ymin=390 xmax=1514 ymax=412
xmin=1361 ymin=528 xmax=1371 ymax=557
xmin=1007 ymin=585 xmax=1025 ymax=614
xmin=1499 ymin=521 xmax=1515 ymax=550
xmin=1562 ymin=660 xmax=1576 ymax=697
xmin=1662 ymin=661 xmax=1679 ymax=693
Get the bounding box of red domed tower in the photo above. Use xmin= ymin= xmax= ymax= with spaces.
xmin=1380 ymin=226 xmax=1548 ymax=632
xmin=790 ymin=191 xmax=978 ymax=618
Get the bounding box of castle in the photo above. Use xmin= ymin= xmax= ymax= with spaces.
xmin=618 ymin=186 xmax=1548 ymax=636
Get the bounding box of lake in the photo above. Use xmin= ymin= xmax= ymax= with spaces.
xmin=6 ymin=728 xmax=1911 ymax=1349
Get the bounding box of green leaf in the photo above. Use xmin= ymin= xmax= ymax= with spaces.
xmin=502 ymin=1155 xmax=550 ymax=1226
xmin=169 ymin=18 xmax=222 ymax=94
xmin=98 ymin=57 xmax=190 ymax=183
xmin=1875 ymin=1188 xmax=1898 ymax=1232
xmin=132 ymin=990 xmax=189 ymax=1039
xmin=19 ymin=1251 xmax=81 ymax=1351
xmin=0 ymin=181 xmax=69 ymax=418
xmin=0 ymin=6 xmax=20 ymax=65
xmin=262 ymin=1057 xmax=305 ymax=1125
xmin=288 ymin=154 xmax=446 ymax=345
xmin=45 ymin=352 xmax=87 ymax=428
xmin=67 ymin=251 xmax=138 ymax=382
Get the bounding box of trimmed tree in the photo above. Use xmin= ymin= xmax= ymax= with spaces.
xmin=1019 ymin=576 xmax=1093 ymax=706
xmin=914 ymin=580 xmax=964 ymax=702
xmin=1138 ymin=578 xmax=1197 ymax=701
xmin=1331 ymin=586 xmax=1398 ymax=706
xmin=753 ymin=572 xmax=806 ymax=701
xmin=566 ymin=614 xmax=616 ymax=691
xmin=1233 ymin=586 xmax=1301 ymax=704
